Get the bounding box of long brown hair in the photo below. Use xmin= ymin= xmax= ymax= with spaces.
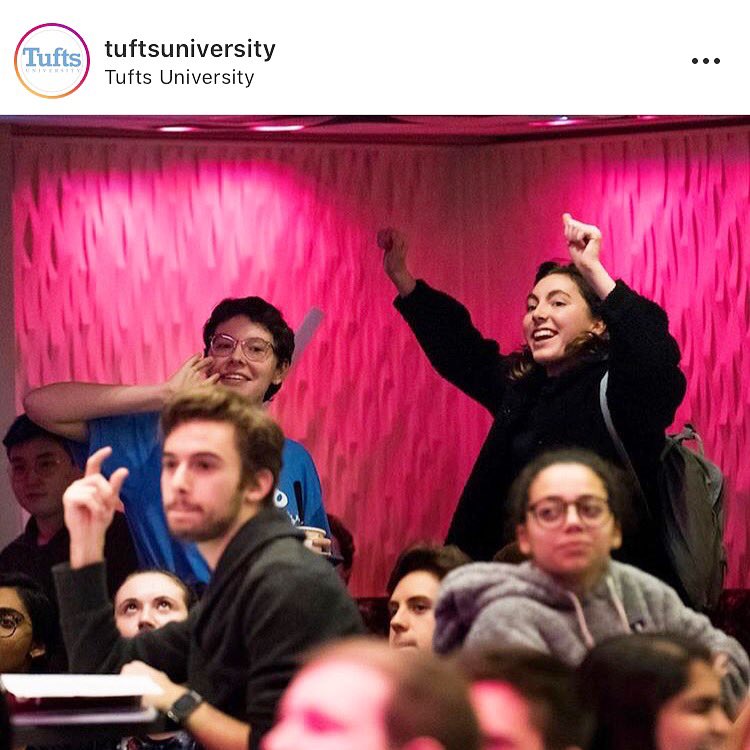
xmin=508 ymin=261 xmax=609 ymax=381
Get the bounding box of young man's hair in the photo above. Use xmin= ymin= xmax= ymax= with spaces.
xmin=578 ymin=633 xmax=715 ymax=750
xmin=386 ymin=544 xmax=471 ymax=596
xmin=202 ymin=296 xmax=295 ymax=402
xmin=117 ymin=568 xmax=199 ymax=609
xmin=459 ymin=648 xmax=594 ymax=750
xmin=0 ymin=572 xmax=59 ymax=672
xmin=507 ymin=448 xmax=636 ymax=533
xmin=3 ymin=414 xmax=74 ymax=459
xmin=306 ymin=638 xmax=480 ymax=750
xmin=161 ymin=387 xmax=284 ymax=504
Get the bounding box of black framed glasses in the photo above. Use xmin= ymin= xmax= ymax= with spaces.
xmin=8 ymin=456 xmax=68 ymax=480
xmin=208 ymin=333 xmax=275 ymax=363
xmin=526 ymin=496 xmax=611 ymax=529
xmin=0 ymin=609 xmax=26 ymax=639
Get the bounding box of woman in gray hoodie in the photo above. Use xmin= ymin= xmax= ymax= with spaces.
xmin=433 ymin=449 xmax=749 ymax=711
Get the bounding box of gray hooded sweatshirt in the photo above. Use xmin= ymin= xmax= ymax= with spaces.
xmin=434 ymin=560 xmax=749 ymax=708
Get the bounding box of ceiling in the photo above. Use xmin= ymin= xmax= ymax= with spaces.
xmin=2 ymin=115 xmax=747 ymax=144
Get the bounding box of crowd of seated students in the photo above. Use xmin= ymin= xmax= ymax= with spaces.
xmin=4 ymin=408 xmax=749 ymax=750
xmin=2 ymin=217 xmax=750 ymax=750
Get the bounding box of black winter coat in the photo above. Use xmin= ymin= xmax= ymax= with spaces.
xmin=395 ymin=279 xmax=687 ymax=588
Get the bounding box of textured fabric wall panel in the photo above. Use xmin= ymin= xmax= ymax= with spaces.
xmin=12 ymin=129 xmax=750 ymax=594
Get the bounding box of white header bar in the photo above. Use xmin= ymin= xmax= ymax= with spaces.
xmin=0 ymin=0 xmax=747 ymax=114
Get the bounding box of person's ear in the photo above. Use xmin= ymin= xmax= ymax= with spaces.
xmin=242 ymin=468 xmax=275 ymax=505
xmin=272 ymin=361 xmax=290 ymax=386
xmin=516 ymin=524 xmax=531 ymax=555
xmin=590 ymin=318 xmax=606 ymax=336
xmin=29 ymin=642 xmax=46 ymax=660
xmin=610 ymin=522 xmax=623 ymax=551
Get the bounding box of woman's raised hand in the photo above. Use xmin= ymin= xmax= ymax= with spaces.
xmin=562 ymin=213 xmax=616 ymax=299
xmin=377 ymin=227 xmax=416 ymax=297
xmin=563 ymin=213 xmax=603 ymax=271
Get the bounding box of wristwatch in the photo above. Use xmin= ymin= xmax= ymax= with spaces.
xmin=166 ymin=689 xmax=203 ymax=725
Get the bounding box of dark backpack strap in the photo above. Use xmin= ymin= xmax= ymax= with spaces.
xmin=598 ymin=372 xmax=652 ymax=519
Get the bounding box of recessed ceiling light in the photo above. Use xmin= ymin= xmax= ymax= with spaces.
xmin=158 ymin=125 xmax=196 ymax=133
xmin=528 ymin=116 xmax=582 ymax=128
xmin=548 ymin=116 xmax=579 ymax=126
xmin=252 ymin=124 xmax=305 ymax=132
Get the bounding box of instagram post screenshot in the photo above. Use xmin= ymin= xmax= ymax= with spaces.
xmin=0 ymin=3 xmax=749 ymax=749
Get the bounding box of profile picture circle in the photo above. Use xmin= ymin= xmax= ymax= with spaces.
xmin=15 ymin=23 xmax=90 ymax=98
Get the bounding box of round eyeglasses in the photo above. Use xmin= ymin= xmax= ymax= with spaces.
xmin=0 ymin=609 xmax=26 ymax=639
xmin=526 ymin=497 xmax=611 ymax=529
xmin=208 ymin=334 xmax=276 ymax=363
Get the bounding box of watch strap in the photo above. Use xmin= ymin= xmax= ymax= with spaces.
xmin=166 ymin=689 xmax=203 ymax=725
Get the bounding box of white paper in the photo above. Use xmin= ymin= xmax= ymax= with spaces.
xmin=0 ymin=673 xmax=164 ymax=698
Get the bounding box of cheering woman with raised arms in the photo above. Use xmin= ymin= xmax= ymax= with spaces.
xmin=378 ymin=214 xmax=686 ymax=592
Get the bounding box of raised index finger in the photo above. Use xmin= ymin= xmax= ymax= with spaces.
xmin=85 ymin=446 xmax=113 ymax=477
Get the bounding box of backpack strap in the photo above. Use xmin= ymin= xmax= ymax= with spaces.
xmin=598 ymin=372 xmax=652 ymax=518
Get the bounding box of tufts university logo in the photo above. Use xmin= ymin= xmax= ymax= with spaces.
xmin=15 ymin=23 xmax=90 ymax=98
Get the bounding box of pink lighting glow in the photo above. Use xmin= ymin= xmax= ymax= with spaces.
xmin=252 ymin=124 xmax=305 ymax=132
xmin=11 ymin=126 xmax=750 ymax=595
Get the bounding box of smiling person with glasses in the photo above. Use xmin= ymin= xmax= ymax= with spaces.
xmin=24 ymin=296 xmax=330 ymax=585
xmin=431 ymin=449 xmax=750 ymax=712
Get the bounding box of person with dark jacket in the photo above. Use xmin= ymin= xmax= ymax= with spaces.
xmin=1 ymin=415 xmax=137 ymax=605
xmin=377 ymin=215 xmax=686 ymax=590
xmin=53 ymin=387 xmax=363 ymax=750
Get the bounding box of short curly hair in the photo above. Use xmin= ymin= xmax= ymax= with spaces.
xmin=202 ymin=296 xmax=295 ymax=402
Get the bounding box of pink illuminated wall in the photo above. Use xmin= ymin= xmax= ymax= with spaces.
xmin=11 ymin=127 xmax=750 ymax=594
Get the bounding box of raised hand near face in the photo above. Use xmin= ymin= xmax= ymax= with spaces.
xmin=165 ymin=353 xmax=220 ymax=398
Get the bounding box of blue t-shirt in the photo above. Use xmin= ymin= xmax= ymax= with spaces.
xmin=87 ymin=412 xmax=329 ymax=584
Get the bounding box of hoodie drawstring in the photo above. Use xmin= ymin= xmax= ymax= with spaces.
xmin=565 ymin=576 xmax=631 ymax=650
xmin=564 ymin=590 xmax=596 ymax=649
xmin=605 ymin=576 xmax=632 ymax=635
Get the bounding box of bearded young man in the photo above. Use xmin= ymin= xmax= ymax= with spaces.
xmin=53 ymin=388 xmax=362 ymax=750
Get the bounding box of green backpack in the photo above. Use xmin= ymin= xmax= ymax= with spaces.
xmin=599 ymin=373 xmax=727 ymax=611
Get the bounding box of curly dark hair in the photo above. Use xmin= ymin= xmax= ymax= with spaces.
xmin=202 ymin=296 xmax=295 ymax=401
